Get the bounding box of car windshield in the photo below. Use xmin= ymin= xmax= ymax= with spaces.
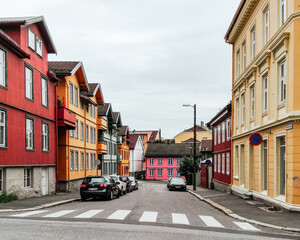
xmin=112 ymin=176 xmax=118 ymax=181
xmin=128 ymin=177 xmax=135 ymax=181
xmin=170 ymin=178 xmax=184 ymax=184
xmin=83 ymin=177 xmax=106 ymax=184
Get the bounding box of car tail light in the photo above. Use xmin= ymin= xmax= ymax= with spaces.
xmin=81 ymin=184 xmax=87 ymax=188
xmin=100 ymin=183 xmax=108 ymax=187
xmin=116 ymin=182 xmax=120 ymax=185
xmin=126 ymin=182 xmax=128 ymax=185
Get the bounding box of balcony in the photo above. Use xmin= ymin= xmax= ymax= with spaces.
xmin=58 ymin=107 xmax=76 ymax=129
xmin=97 ymin=142 xmax=107 ymax=154
xmin=97 ymin=117 xmax=107 ymax=130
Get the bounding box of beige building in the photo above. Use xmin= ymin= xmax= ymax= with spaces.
xmin=174 ymin=125 xmax=212 ymax=143
xmin=225 ymin=0 xmax=300 ymax=210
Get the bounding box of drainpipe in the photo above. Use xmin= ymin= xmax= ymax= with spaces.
xmin=55 ymin=81 xmax=59 ymax=193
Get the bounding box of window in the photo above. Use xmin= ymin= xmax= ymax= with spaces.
xmin=86 ymin=152 xmax=89 ymax=170
xmin=25 ymin=67 xmax=33 ymax=100
xmin=69 ymin=83 xmax=73 ymax=105
xmin=41 ymin=77 xmax=48 ymax=107
xmin=176 ymin=158 xmax=181 ymax=166
xmin=90 ymin=126 xmax=93 ymax=143
xmin=149 ymin=169 xmax=154 ymax=177
xmin=90 ymin=153 xmax=93 ymax=170
xmin=226 ymin=119 xmax=230 ymax=140
xmin=157 ymin=169 xmax=163 ymax=177
xmin=80 ymin=122 xmax=84 ymax=141
xmin=149 ymin=158 xmax=154 ymax=165
xmin=70 ymin=128 xmax=74 ymax=138
xmin=42 ymin=123 xmax=49 ymax=152
xmin=264 ymin=7 xmax=269 ymax=44
xmin=226 ymin=153 xmax=230 ymax=175
xmin=279 ymin=136 xmax=286 ymax=195
xmin=236 ymin=50 xmax=240 ymax=77
xmin=140 ymin=135 xmax=144 ymax=140
xmin=168 ymin=158 xmax=173 ymax=165
xmin=80 ymin=152 xmax=84 ymax=171
xmin=280 ymin=0 xmax=286 ymax=27
xmin=236 ymin=98 xmax=239 ymax=128
xmin=250 ymin=86 xmax=255 ymax=118
xmin=0 ymin=169 xmax=2 ymax=192
xmin=0 ymin=48 xmax=6 ymax=88
xmin=222 ymin=122 xmax=225 ymax=143
xmin=168 ymin=169 xmax=173 ymax=177
xmin=86 ymin=125 xmax=89 ymax=142
xmin=218 ymin=154 xmax=221 ymax=173
xmin=263 ymin=74 xmax=268 ymax=112
xmin=36 ymin=37 xmax=43 ymax=57
xmin=262 ymin=140 xmax=268 ymax=191
xmin=222 ymin=154 xmax=225 ymax=174
xmin=241 ymin=93 xmax=245 ymax=124
xmin=235 ymin=145 xmax=239 ymax=177
xmin=214 ymin=155 xmax=217 ymax=172
xmin=240 ymin=145 xmax=245 ymax=185
xmin=218 ymin=125 xmax=221 ymax=144
xmin=176 ymin=169 xmax=180 ymax=177
xmin=94 ymin=128 xmax=96 ymax=144
xmin=251 ymin=27 xmax=255 ymax=60
xmin=75 ymin=151 xmax=79 ymax=171
xmin=28 ymin=29 xmax=35 ymax=50
xmin=26 ymin=117 xmax=34 ymax=150
xmin=24 ymin=168 xmax=31 ymax=188
xmin=279 ymin=60 xmax=286 ymax=103
xmin=158 ymin=158 xmax=163 ymax=165
xmin=0 ymin=109 xmax=7 ymax=148
xmin=242 ymin=42 xmax=246 ymax=71
xmin=74 ymin=86 xmax=78 ymax=107
xmin=69 ymin=150 xmax=74 ymax=171
xmin=80 ymin=100 xmax=84 ymax=110
xmin=75 ymin=120 xmax=78 ymax=139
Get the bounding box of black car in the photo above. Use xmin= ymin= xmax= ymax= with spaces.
xmin=80 ymin=176 xmax=119 ymax=201
xmin=167 ymin=177 xmax=173 ymax=189
xmin=168 ymin=177 xmax=186 ymax=191
xmin=128 ymin=176 xmax=138 ymax=190
xmin=121 ymin=176 xmax=133 ymax=193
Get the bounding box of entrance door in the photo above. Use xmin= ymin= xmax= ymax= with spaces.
xmin=41 ymin=168 xmax=48 ymax=196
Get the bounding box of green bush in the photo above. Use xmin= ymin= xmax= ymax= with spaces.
xmin=0 ymin=191 xmax=18 ymax=203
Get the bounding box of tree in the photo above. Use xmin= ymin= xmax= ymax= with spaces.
xmin=179 ymin=156 xmax=200 ymax=185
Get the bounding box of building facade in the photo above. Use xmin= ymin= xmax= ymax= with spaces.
xmin=0 ymin=17 xmax=57 ymax=198
xmin=174 ymin=125 xmax=212 ymax=143
xmin=128 ymin=134 xmax=144 ymax=177
xmin=117 ymin=126 xmax=130 ymax=176
xmin=207 ymin=102 xmax=232 ymax=191
xmin=225 ymin=0 xmax=300 ymax=209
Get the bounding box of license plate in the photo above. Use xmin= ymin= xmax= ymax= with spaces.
xmin=88 ymin=188 xmax=98 ymax=191
xmin=176 ymin=186 xmax=180 ymax=188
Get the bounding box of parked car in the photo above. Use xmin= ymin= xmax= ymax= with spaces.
xmin=128 ymin=176 xmax=138 ymax=190
xmin=168 ymin=177 xmax=186 ymax=191
xmin=110 ymin=175 xmax=127 ymax=196
xmin=121 ymin=176 xmax=133 ymax=193
xmin=167 ymin=177 xmax=173 ymax=188
xmin=80 ymin=176 xmax=119 ymax=201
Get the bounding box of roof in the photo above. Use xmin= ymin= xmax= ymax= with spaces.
xmin=0 ymin=29 xmax=30 ymax=59
xmin=183 ymin=125 xmax=207 ymax=132
xmin=0 ymin=16 xmax=56 ymax=53
xmin=112 ymin=112 xmax=122 ymax=127
xmin=145 ymin=143 xmax=200 ymax=158
xmin=88 ymin=83 xmax=104 ymax=104
xmin=149 ymin=131 xmax=159 ymax=142
xmin=200 ymin=140 xmax=212 ymax=152
xmin=118 ymin=126 xmax=129 ymax=137
xmin=182 ymin=138 xmax=200 ymax=143
xmin=207 ymin=102 xmax=232 ymax=127
xmin=98 ymin=103 xmax=111 ymax=116
xmin=128 ymin=134 xmax=140 ymax=150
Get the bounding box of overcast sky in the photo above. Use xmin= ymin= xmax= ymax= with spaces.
xmin=3 ymin=0 xmax=240 ymax=139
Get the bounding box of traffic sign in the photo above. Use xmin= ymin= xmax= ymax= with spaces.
xmin=249 ymin=133 xmax=263 ymax=146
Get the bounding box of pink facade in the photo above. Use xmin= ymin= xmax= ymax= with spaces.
xmin=146 ymin=157 xmax=181 ymax=180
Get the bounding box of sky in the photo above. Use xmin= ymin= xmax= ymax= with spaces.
xmin=2 ymin=0 xmax=241 ymax=139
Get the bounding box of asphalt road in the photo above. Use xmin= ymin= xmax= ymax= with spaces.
xmin=1 ymin=181 xmax=299 ymax=239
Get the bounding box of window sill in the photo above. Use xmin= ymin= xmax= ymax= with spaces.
xmin=234 ymin=175 xmax=239 ymax=180
xmin=25 ymin=97 xmax=34 ymax=102
xmin=26 ymin=148 xmax=35 ymax=152
xmin=262 ymin=111 xmax=268 ymax=117
xmin=277 ymin=102 xmax=286 ymax=110
xmin=260 ymin=190 xmax=268 ymax=196
xmin=0 ymin=85 xmax=8 ymax=90
xmin=0 ymin=146 xmax=8 ymax=150
xmin=42 ymin=104 xmax=49 ymax=109
xmin=42 ymin=150 xmax=49 ymax=153
xmin=250 ymin=118 xmax=254 ymax=122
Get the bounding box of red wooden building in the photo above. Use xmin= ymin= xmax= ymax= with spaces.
xmin=207 ymin=102 xmax=232 ymax=191
xmin=0 ymin=17 xmax=57 ymax=198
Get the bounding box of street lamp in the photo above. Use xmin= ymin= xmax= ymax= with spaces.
xmin=183 ymin=104 xmax=197 ymax=190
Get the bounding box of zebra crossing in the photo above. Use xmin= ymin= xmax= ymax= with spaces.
xmin=8 ymin=209 xmax=260 ymax=231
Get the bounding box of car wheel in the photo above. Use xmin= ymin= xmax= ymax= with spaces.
xmin=116 ymin=191 xmax=120 ymax=198
xmin=123 ymin=188 xmax=127 ymax=194
xmin=136 ymin=186 xmax=138 ymax=190
xmin=127 ymin=188 xmax=130 ymax=193
xmin=119 ymin=189 xmax=123 ymax=196
xmin=81 ymin=196 xmax=86 ymax=201
xmin=106 ymin=191 xmax=113 ymax=201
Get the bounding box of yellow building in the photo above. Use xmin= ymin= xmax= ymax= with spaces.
xmin=49 ymin=61 xmax=104 ymax=191
xmin=174 ymin=125 xmax=212 ymax=143
xmin=225 ymin=0 xmax=300 ymax=209
xmin=118 ymin=126 xmax=130 ymax=176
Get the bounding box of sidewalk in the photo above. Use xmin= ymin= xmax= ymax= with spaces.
xmin=187 ymin=186 xmax=300 ymax=232
xmin=0 ymin=191 xmax=80 ymax=212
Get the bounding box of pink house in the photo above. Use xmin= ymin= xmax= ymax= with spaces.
xmin=145 ymin=143 xmax=197 ymax=180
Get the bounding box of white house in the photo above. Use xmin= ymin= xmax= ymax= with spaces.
xmin=129 ymin=134 xmax=144 ymax=176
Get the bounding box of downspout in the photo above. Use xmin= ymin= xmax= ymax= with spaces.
xmin=55 ymin=81 xmax=59 ymax=193
xmin=65 ymin=80 xmax=70 ymax=192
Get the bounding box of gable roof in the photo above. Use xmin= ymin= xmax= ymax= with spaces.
xmin=207 ymin=101 xmax=232 ymax=127
xmin=128 ymin=134 xmax=140 ymax=150
xmin=200 ymin=140 xmax=212 ymax=152
xmin=183 ymin=125 xmax=207 ymax=132
xmin=88 ymin=83 xmax=104 ymax=105
xmin=149 ymin=131 xmax=159 ymax=142
xmin=182 ymin=138 xmax=200 ymax=143
xmin=112 ymin=112 xmax=122 ymax=127
xmin=98 ymin=103 xmax=111 ymax=116
xmin=118 ymin=126 xmax=129 ymax=137
xmin=0 ymin=16 xmax=56 ymax=53
xmin=145 ymin=143 xmax=200 ymax=158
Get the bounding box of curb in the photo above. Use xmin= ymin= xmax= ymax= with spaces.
xmin=188 ymin=189 xmax=300 ymax=233
xmin=0 ymin=198 xmax=79 ymax=213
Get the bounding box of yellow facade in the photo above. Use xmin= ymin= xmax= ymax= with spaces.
xmin=226 ymin=0 xmax=300 ymax=208
xmin=118 ymin=141 xmax=130 ymax=176
xmin=174 ymin=130 xmax=212 ymax=143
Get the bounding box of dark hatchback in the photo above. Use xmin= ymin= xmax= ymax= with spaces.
xmin=128 ymin=176 xmax=138 ymax=190
xmin=80 ymin=176 xmax=119 ymax=201
xmin=168 ymin=177 xmax=186 ymax=191
xmin=121 ymin=176 xmax=133 ymax=193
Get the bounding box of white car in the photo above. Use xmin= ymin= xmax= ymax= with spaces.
xmin=110 ymin=175 xmax=127 ymax=196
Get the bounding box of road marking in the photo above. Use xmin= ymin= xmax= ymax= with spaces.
xmin=234 ymin=222 xmax=260 ymax=231
xmin=42 ymin=210 xmax=76 ymax=218
xmin=199 ymin=215 xmax=224 ymax=228
xmin=74 ymin=210 xmax=104 ymax=218
xmin=107 ymin=210 xmax=131 ymax=220
xmin=10 ymin=210 xmax=49 ymax=217
xmin=172 ymin=213 xmax=190 ymax=225
xmin=139 ymin=211 xmax=158 ymax=222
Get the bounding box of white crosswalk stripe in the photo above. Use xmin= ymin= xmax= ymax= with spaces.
xmin=199 ymin=215 xmax=224 ymax=228
xmin=10 ymin=210 xmax=49 ymax=217
xmin=107 ymin=210 xmax=131 ymax=220
xmin=172 ymin=213 xmax=190 ymax=225
xmin=42 ymin=210 xmax=76 ymax=218
xmin=139 ymin=211 xmax=158 ymax=222
xmin=233 ymin=222 xmax=260 ymax=231
xmin=74 ymin=210 xmax=104 ymax=218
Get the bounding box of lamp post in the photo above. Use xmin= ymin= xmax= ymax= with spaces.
xmin=183 ymin=104 xmax=197 ymax=190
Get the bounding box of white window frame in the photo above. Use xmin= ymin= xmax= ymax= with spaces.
xmin=168 ymin=158 xmax=173 ymax=165
xmin=241 ymin=93 xmax=245 ymax=124
xmin=280 ymin=0 xmax=286 ymax=27
xmin=69 ymin=82 xmax=73 ymax=105
xmin=86 ymin=125 xmax=89 ymax=142
xmin=149 ymin=158 xmax=154 ymax=165
xmin=0 ymin=48 xmax=6 ymax=88
xmin=176 ymin=158 xmax=181 ymax=166
xmin=226 ymin=119 xmax=230 ymax=140
xmin=218 ymin=125 xmax=221 ymax=144
xmin=236 ymin=98 xmax=239 ymax=128
xmin=86 ymin=152 xmax=89 ymax=170
xmin=235 ymin=145 xmax=239 ymax=177
xmin=36 ymin=36 xmax=43 ymax=57
xmin=242 ymin=42 xmax=246 ymax=71
xmin=236 ymin=50 xmax=240 ymax=77
xmin=168 ymin=169 xmax=173 ymax=177
xmin=28 ymin=28 xmax=35 ymax=50
xmin=262 ymin=139 xmax=268 ymax=191
xmin=264 ymin=7 xmax=269 ymax=44
xmin=80 ymin=122 xmax=84 ymax=141
xmin=26 ymin=117 xmax=34 ymax=150
xmin=24 ymin=168 xmax=32 ymax=188
xmin=149 ymin=169 xmax=154 ymax=177
xmin=80 ymin=152 xmax=84 ymax=171
xmin=263 ymin=74 xmax=268 ymax=112
xmin=41 ymin=77 xmax=48 ymax=107
xmin=90 ymin=153 xmax=93 ymax=170
xmin=157 ymin=168 xmax=163 ymax=177
xmin=214 ymin=155 xmax=217 ymax=172
xmin=158 ymin=158 xmax=163 ymax=165
xmin=70 ymin=150 xmax=74 ymax=171
xmin=42 ymin=123 xmax=49 ymax=152
xmin=0 ymin=109 xmax=6 ymax=148
xmin=25 ymin=67 xmax=33 ymax=100
xmin=74 ymin=86 xmax=78 ymax=107
xmin=251 ymin=27 xmax=255 ymax=60
xmin=226 ymin=153 xmax=230 ymax=175
xmin=75 ymin=151 xmax=79 ymax=171
xmin=222 ymin=154 xmax=225 ymax=174
xmin=222 ymin=122 xmax=225 ymax=143
xmin=218 ymin=154 xmax=221 ymax=173
xmin=251 ymin=85 xmax=255 ymax=118
xmin=214 ymin=127 xmax=217 ymax=145
xmin=279 ymin=60 xmax=286 ymax=104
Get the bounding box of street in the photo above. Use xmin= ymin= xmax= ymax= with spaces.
xmin=0 ymin=181 xmax=299 ymax=239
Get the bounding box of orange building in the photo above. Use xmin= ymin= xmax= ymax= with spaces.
xmin=49 ymin=61 xmax=104 ymax=191
xmin=117 ymin=126 xmax=130 ymax=176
